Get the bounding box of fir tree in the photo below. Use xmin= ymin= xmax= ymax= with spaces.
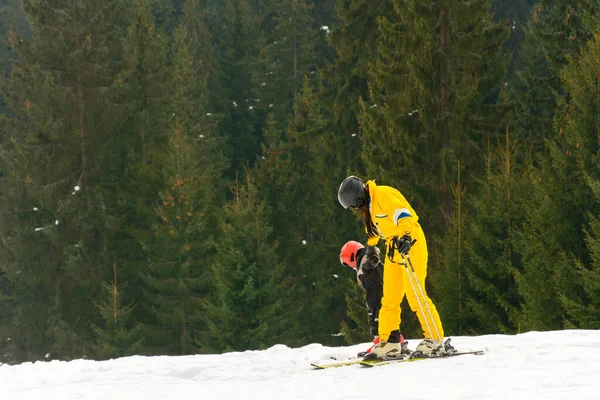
xmin=431 ymin=161 xmax=469 ymax=335
xmin=491 ymin=0 xmax=534 ymax=71
xmin=215 ymin=0 xmax=263 ymax=178
xmin=142 ymin=17 xmax=221 ymax=354
xmin=319 ymin=0 xmax=393 ymax=178
xmin=0 ymin=0 xmax=128 ymax=361
xmin=511 ymin=1 xmax=595 ymax=148
xmin=152 ymin=0 xmax=186 ymax=35
xmin=255 ymin=0 xmax=326 ymax=125
xmin=255 ymin=79 xmax=350 ymax=345
xmin=515 ymin=27 xmax=600 ymax=331
xmin=340 ymin=276 xmax=372 ymax=345
xmin=462 ymin=131 xmax=525 ymax=334
xmin=0 ymin=269 xmax=17 ymax=363
xmin=142 ymin=122 xmax=214 ymax=355
xmin=562 ymin=176 xmax=600 ymax=329
xmin=110 ymin=0 xmax=170 ymax=332
xmin=361 ymin=0 xmax=509 ymax=241
xmin=178 ymin=0 xmax=224 ymax=125
xmin=204 ymin=172 xmax=298 ymax=352
xmin=92 ymin=264 xmax=143 ymax=360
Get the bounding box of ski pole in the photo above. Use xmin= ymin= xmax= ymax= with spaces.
xmin=401 ymin=255 xmax=433 ymax=340
xmin=402 ymin=253 xmax=444 ymax=344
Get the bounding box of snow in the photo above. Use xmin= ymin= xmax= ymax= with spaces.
xmin=2 ymin=330 xmax=600 ymax=400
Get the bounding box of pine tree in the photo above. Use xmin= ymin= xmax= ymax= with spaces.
xmin=92 ymin=264 xmax=143 ymax=360
xmin=431 ymin=161 xmax=469 ymax=335
xmin=0 ymin=269 xmax=17 ymax=363
xmin=562 ymin=177 xmax=600 ymax=329
xmin=516 ymin=28 xmax=600 ymax=331
xmin=215 ymin=0 xmax=263 ymax=178
xmin=515 ymin=159 xmax=574 ymax=331
xmin=0 ymin=0 xmax=128 ymax=361
xmin=340 ymin=276 xmax=372 ymax=345
xmin=204 ymin=172 xmax=298 ymax=352
xmin=361 ymin=0 xmax=509 ymax=242
xmin=254 ymin=79 xmax=353 ymax=346
xmin=515 ymin=27 xmax=600 ymax=331
xmin=152 ymin=0 xmax=186 ymax=35
xmin=116 ymin=0 xmax=169 ymax=172
xmin=109 ymin=0 xmax=170 ymax=333
xmin=319 ymin=0 xmax=393 ymax=178
xmin=255 ymin=0 xmax=326 ymax=125
xmin=561 ymin=180 xmax=600 ymax=329
xmin=462 ymin=131 xmax=525 ymax=334
xmin=141 ymin=16 xmax=221 ymax=355
xmin=491 ymin=0 xmax=534 ymax=69
xmin=511 ymin=1 xmax=596 ymax=148
xmin=178 ymin=0 xmax=224 ymax=125
xmin=142 ymin=122 xmax=214 ymax=355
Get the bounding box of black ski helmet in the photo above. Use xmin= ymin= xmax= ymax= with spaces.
xmin=338 ymin=176 xmax=366 ymax=209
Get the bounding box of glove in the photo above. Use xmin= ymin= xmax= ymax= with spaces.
xmin=364 ymin=246 xmax=382 ymax=270
xmin=368 ymin=252 xmax=380 ymax=266
xmin=395 ymin=233 xmax=413 ymax=255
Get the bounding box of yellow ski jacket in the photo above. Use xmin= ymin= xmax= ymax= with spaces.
xmin=364 ymin=180 xmax=421 ymax=246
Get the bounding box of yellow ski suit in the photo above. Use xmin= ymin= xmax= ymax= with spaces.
xmin=364 ymin=180 xmax=444 ymax=343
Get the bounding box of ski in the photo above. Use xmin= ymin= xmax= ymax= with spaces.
xmin=311 ymin=358 xmax=364 ymax=369
xmin=311 ymin=353 xmax=411 ymax=369
xmin=359 ymin=350 xmax=485 ymax=367
xmin=312 ymin=349 xmax=485 ymax=369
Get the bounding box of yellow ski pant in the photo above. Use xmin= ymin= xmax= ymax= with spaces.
xmin=378 ymin=228 xmax=445 ymax=342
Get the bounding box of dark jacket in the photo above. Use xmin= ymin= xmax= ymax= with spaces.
xmin=355 ymin=245 xmax=384 ymax=337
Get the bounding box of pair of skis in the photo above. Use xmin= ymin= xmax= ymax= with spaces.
xmin=311 ymin=349 xmax=485 ymax=369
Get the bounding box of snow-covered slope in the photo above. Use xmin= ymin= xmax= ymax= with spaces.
xmin=2 ymin=330 xmax=600 ymax=400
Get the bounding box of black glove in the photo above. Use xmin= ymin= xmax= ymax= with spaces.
xmin=395 ymin=234 xmax=413 ymax=255
xmin=363 ymin=246 xmax=382 ymax=270
xmin=368 ymin=252 xmax=380 ymax=266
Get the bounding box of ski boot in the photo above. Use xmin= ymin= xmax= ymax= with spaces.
xmin=357 ymin=336 xmax=380 ymax=358
xmin=413 ymin=338 xmax=456 ymax=358
xmin=362 ymin=330 xmax=409 ymax=361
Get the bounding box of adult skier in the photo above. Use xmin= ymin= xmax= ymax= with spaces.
xmin=338 ymin=176 xmax=453 ymax=358
xmin=339 ymin=240 xmax=408 ymax=357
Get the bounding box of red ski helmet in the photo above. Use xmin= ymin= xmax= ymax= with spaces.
xmin=340 ymin=241 xmax=364 ymax=269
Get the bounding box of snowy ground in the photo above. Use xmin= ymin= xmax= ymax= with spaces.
xmin=1 ymin=330 xmax=600 ymax=400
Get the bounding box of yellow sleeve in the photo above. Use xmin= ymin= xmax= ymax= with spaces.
xmin=396 ymin=217 xmax=418 ymax=238
xmin=383 ymin=188 xmax=419 ymax=238
xmin=366 ymin=235 xmax=380 ymax=246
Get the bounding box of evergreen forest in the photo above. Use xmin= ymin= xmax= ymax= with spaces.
xmin=1 ymin=0 xmax=600 ymax=363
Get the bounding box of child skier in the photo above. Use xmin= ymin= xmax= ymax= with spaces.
xmin=339 ymin=240 xmax=408 ymax=357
